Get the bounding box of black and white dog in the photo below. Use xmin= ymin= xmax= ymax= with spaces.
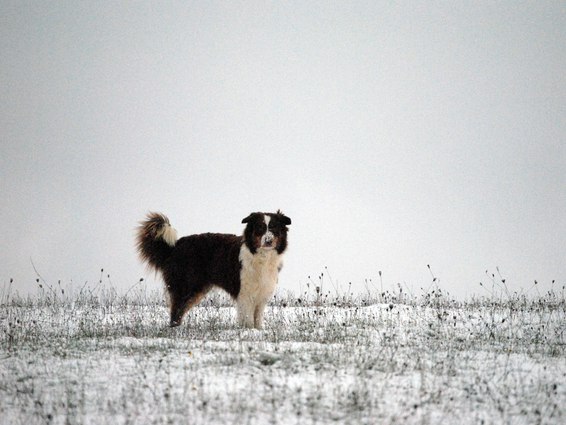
xmin=136 ymin=211 xmax=291 ymax=328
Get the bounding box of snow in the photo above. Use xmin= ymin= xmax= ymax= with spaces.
xmin=1 ymin=293 xmax=565 ymax=424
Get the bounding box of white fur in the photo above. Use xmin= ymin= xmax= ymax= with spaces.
xmin=237 ymin=243 xmax=283 ymax=329
xmin=157 ymin=223 xmax=177 ymax=247
xmin=261 ymin=215 xmax=274 ymax=247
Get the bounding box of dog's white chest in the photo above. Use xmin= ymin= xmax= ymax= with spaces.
xmin=238 ymin=245 xmax=282 ymax=304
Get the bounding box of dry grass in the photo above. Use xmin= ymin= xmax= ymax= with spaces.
xmin=1 ymin=275 xmax=565 ymax=424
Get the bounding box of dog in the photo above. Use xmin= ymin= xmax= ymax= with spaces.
xmin=136 ymin=210 xmax=291 ymax=328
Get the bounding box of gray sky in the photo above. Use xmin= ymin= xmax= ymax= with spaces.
xmin=1 ymin=1 xmax=565 ymax=299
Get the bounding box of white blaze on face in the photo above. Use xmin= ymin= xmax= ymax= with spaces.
xmin=261 ymin=215 xmax=274 ymax=248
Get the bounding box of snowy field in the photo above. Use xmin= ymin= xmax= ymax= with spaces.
xmin=1 ymin=283 xmax=565 ymax=425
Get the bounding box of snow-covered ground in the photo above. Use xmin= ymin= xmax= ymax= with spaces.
xmin=1 ymin=289 xmax=565 ymax=424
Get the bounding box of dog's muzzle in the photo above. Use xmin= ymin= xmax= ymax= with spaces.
xmin=261 ymin=232 xmax=275 ymax=248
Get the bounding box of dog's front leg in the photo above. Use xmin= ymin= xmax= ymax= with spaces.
xmin=236 ymin=297 xmax=255 ymax=328
xmin=254 ymin=302 xmax=267 ymax=329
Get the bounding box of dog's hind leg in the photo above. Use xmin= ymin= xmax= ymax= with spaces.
xmin=169 ymin=285 xmax=211 ymax=327
xmin=169 ymin=298 xmax=188 ymax=327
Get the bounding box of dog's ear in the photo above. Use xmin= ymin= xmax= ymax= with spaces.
xmin=277 ymin=210 xmax=291 ymax=225
xmin=241 ymin=213 xmax=255 ymax=224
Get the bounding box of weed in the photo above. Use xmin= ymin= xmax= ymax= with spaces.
xmin=0 ymin=274 xmax=565 ymax=424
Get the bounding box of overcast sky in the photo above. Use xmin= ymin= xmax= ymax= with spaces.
xmin=1 ymin=1 xmax=565 ymax=299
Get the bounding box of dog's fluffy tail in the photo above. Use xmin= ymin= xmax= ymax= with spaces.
xmin=136 ymin=212 xmax=178 ymax=273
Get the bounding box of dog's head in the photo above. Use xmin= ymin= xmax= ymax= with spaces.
xmin=241 ymin=210 xmax=291 ymax=254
